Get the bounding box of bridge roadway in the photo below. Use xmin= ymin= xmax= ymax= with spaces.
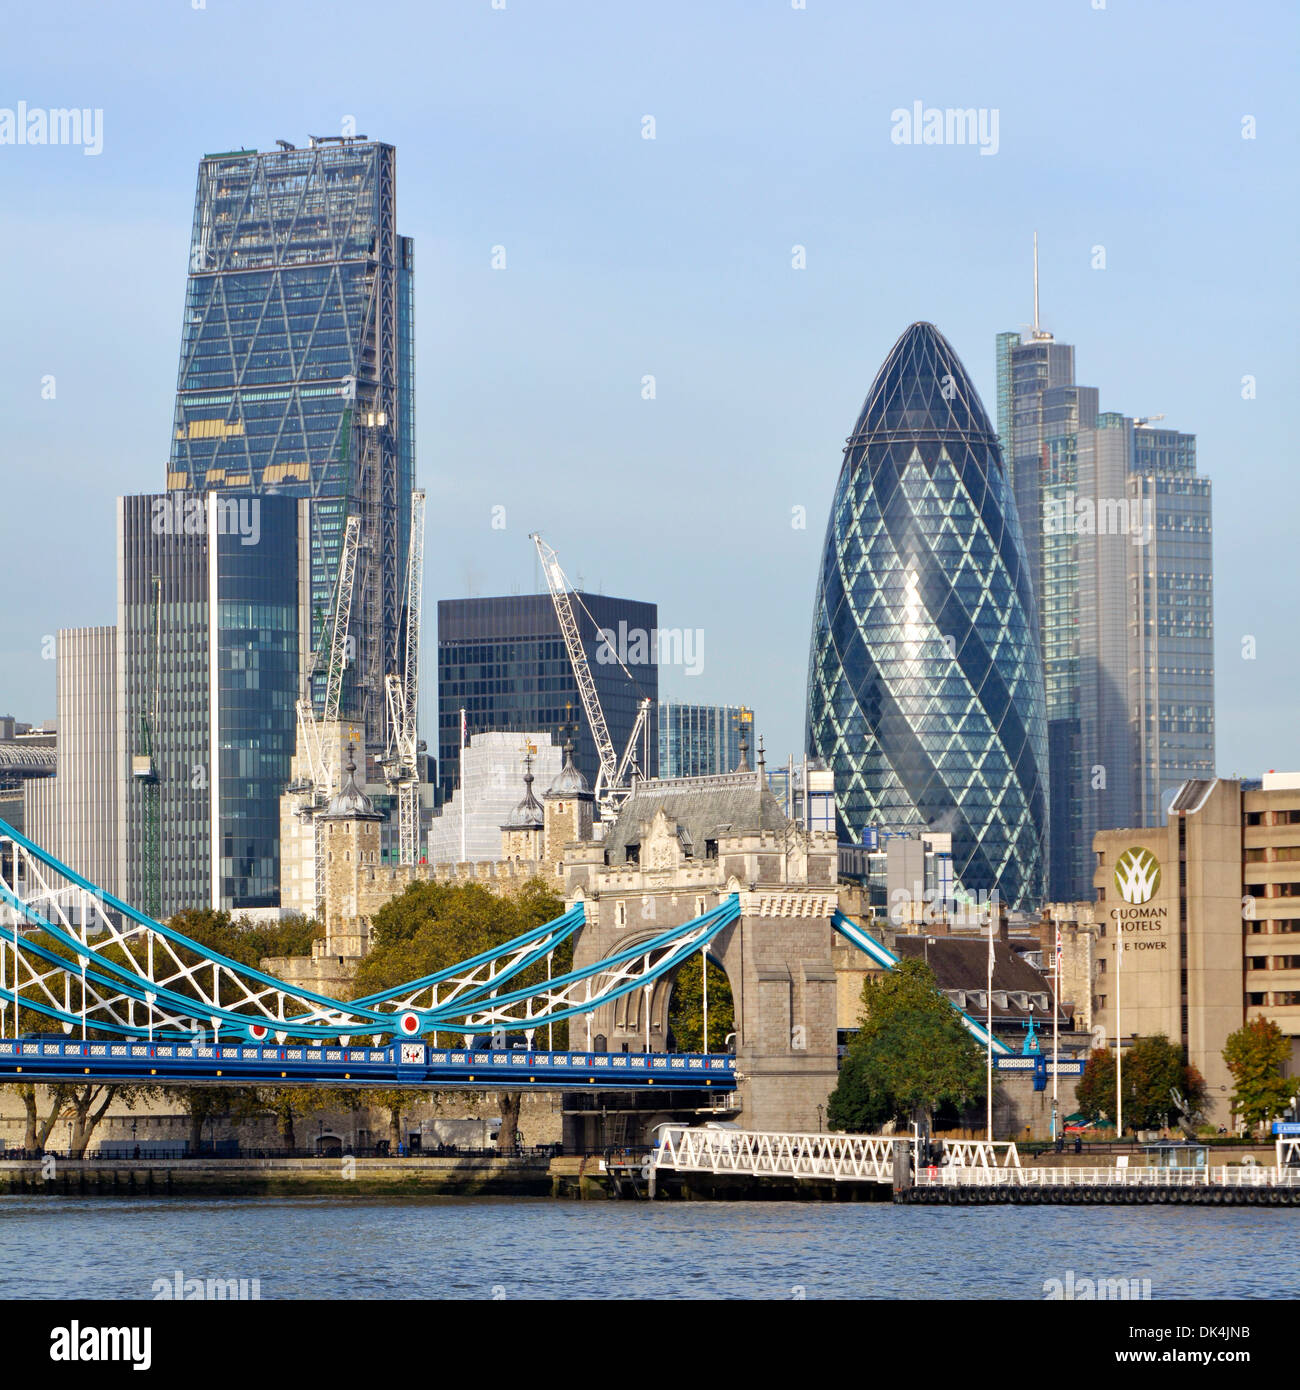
xmin=0 ymin=1038 xmax=736 ymax=1092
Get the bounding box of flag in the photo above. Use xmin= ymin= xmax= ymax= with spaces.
xmin=460 ymin=708 xmax=468 ymax=749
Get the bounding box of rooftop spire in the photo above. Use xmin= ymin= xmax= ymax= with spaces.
xmin=1030 ymin=233 xmax=1053 ymax=341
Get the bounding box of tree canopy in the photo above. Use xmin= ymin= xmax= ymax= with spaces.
xmin=668 ymin=956 xmax=733 ymax=1053
xmin=1075 ymin=1035 xmax=1206 ymax=1132
xmin=826 ymin=958 xmax=985 ymax=1133
xmin=1223 ymin=1018 xmax=1295 ymax=1133
xmin=348 ymin=878 xmax=566 ymax=1153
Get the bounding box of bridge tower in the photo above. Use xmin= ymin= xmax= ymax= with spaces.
xmin=561 ymin=770 xmax=840 ymax=1144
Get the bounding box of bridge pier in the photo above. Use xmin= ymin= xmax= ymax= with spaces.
xmin=566 ymin=879 xmax=841 ymax=1141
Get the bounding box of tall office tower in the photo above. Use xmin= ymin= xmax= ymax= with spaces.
xmin=806 ymin=322 xmax=1048 ymax=908
xmin=657 ymin=703 xmax=753 ymax=778
xmin=998 ymin=286 xmax=1214 ymax=897
xmin=117 ymin=494 xmax=309 ymax=918
xmin=165 ymin=137 xmax=415 ymax=751
xmin=20 ymin=628 xmax=119 ymax=897
xmin=437 ymin=594 xmax=658 ymax=808
xmin=1128 ymin=422 xmax=1215 ymax=821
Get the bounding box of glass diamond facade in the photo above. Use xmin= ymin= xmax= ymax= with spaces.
xmin=806 ymin=322 xmax=1048 ymax=908
xmin=165 ymin=139 xmax=414 ymax=749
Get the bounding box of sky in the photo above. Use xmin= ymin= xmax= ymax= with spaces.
xmin=1 ymin=0 xmax=1296 ymax=778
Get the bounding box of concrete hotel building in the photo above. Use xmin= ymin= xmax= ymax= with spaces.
xmin=1078 ymin=773 xmax=1300 ymax=1128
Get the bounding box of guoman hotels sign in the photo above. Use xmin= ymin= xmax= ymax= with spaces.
xmin=1112 ymin=847 xmax=1168 ymax=952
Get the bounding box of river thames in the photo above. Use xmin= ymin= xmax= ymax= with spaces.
xmin=1 ymin=1197 xmax=1294 ymax=1300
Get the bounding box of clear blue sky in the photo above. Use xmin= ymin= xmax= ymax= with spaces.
xmin=1 ymin=0 xmax=1296 ymax=778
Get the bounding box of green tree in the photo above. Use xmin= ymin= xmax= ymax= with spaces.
xmin=4 ymin=1083 xmax=68 ymax=1154
xmin=163 ymin=908 xmax=324 ymax=972
xmin=350 ymin=878 xmax=566 ymax=1156
xmin=235 ymin=1086 xmax=342 ymax=1151
xmin=826 ymin=959 xmax=985 ymax=1134
xmin=167 ymin=1086 xmax=247 ymax=1155
xmin=1075 ymin=1035 xmax=1205 ymax=1133
xmin=667 ymin=956 xmax=734 ymax=1053
xmin=367 ymin=1088 xmax=429 ymax=1150
xmin=1223 ymin=1018 xmax=1294 ymax=1135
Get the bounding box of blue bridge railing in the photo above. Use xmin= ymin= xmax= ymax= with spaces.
xmin=0 ymin=1038 xmax=737 ymax=1091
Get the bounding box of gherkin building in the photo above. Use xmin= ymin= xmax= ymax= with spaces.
xmin=806 ymin=322 xmax=1047 ymax=907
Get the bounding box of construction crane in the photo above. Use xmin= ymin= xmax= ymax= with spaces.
xmin=529 ymin=533 xmax=652 ymax=822
xmin=291 ymin=514 xmax=361 ymax=909
xmin=383 ymin=489 xmax=426 ymax=865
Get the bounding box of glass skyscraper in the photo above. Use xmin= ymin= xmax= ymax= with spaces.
xmin=165 ymin=138 xmax=414 ymax=751
xmin=997 ymin=322 xmax=1214 ymax=900
xmin=437 ymin=594 xmax=659 ymax=807
xmin=806 ymin=322 xmax=1048 ymax=908
xmin=117 ymin=493 xmax=308 ymax=916
xmin=658 ymin=703 xmax=752 ymax=778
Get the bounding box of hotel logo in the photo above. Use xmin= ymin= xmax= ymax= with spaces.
xmin=1114 ymin=847 xmax=1161 ymax=905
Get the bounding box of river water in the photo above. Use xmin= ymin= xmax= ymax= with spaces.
xmin=0 ymin=1196 xmax=1295 ymax=1299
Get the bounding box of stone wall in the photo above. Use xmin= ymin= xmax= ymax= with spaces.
xmin=0 ymin=1085 xmax=563 ymax=1154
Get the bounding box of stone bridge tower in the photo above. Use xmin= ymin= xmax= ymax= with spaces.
xmin=561 ymin=769 xmax=840 ymax=1139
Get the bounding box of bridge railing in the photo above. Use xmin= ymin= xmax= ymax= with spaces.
xmin=652 ymin=1128 xmax=1020 ymax=1183
xmin=914 ymin=1163 xmax=1300 ymax=1189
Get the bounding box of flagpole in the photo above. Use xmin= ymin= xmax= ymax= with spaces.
xmin=702 ymin=946 xmax=709 ymax=1054
xmin=1052 ymin=917 xmax=1060 ymax=1141
xmin=986 ymin=903 xmax=994 ymax=1143
xmin=459 ymin=708 xmax=467 ymax=864
xmin=1115 ymin=928 xmax=1123 ymax=1139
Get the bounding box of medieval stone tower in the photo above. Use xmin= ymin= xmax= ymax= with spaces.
xmin=542 ymin=740 xmax=595 ymax=873
xmin=319 ymin=747 xmax=386 ymax=958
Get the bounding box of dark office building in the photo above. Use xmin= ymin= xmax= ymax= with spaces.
xmin=165 ymin=137 xmax=415 ymax=749
xmin=117 ymin=493 xmax=308 ymax=917
xmin=437 ymin=594 xmax=658 ymax=807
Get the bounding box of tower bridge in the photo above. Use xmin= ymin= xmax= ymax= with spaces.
xmin=0 ymin=786 xmax=1045 ymax=1141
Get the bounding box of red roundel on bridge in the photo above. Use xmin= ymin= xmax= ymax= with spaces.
xmin=248 ymin=1023 xmax=269 ymax=1042
xmin=397 ymin=1012 xmax=421 ymax=1036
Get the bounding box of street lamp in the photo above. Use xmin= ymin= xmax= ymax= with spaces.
xmin=924 ymin=936 xmax=936 ymax=967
